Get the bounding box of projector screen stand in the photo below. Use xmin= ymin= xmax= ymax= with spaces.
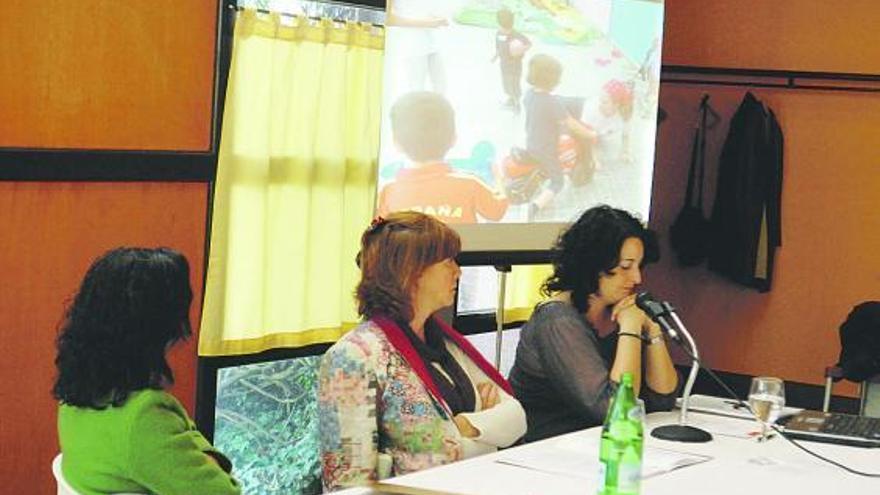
xmin=493 ymin=264 xmax=512 ymax=370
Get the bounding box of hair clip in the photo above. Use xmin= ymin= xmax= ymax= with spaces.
xmin=368 ymin=216 xmax=387 ymax=233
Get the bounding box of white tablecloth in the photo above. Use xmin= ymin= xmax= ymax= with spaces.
xmin=337 ymin=410 xmax=880 ymax=494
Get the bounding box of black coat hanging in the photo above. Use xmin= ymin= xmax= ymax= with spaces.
xmin=707 ymin=92 xmax=783 ymax=291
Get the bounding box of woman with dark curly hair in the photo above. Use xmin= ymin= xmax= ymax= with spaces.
xmin=318 ymin=212 xmax=526 ymax=491
xmin=54 ymin=247 xmax=240 ymax=495
xmin=509 ymin=205 xmax=678 ymax=442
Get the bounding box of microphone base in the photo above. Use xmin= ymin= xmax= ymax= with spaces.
xmin=650 ymin=424 xmax=713 ymax=443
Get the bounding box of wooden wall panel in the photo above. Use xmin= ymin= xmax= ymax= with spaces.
xmin=2 ymin=0 xmax=877 ymax=492
xmin=649 ymin=85 xmax=880 ymax=395
xmin=663 ymin=0 xmax=880 ymax=74
xmin=0 ymin=1 xmax=217 ymax=150
xmin=649 ymin=0 xmax=880 ymax=395
xmin=0 ymin=182 xmax=208 ymax=494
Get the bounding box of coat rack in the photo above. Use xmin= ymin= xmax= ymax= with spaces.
xmin=661 ymin=65 xmax=880 ymax=94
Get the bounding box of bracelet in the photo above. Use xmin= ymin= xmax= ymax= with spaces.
xmin=618 ymin=332 xmax=665 ymax=345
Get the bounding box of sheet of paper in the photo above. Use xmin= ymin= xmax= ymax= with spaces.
xmin=495 ymin=435 xmax=711 ymax=481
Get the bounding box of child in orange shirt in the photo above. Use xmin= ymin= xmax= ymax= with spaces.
xmin=377 ymin=92 xmax=508 ymax=224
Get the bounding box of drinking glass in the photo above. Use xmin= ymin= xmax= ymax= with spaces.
xmin=748 ymin=377 xmax=785 ymax=441
xmin=631 ymin=398 xmax=647 ymax=425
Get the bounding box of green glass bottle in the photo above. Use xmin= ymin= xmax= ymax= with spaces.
xmin=598 ymin=372 xmax=643 ymax=495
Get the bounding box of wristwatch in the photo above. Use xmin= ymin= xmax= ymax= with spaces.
xmin=646 ymin=333 xmax=664 ymax=346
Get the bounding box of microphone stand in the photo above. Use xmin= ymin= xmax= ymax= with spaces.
xmin=650 ymin=302 xmax=713 ymax=443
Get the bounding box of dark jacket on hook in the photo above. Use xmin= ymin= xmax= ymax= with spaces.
xmin=708 ymin=92 xmax=783 ymax=291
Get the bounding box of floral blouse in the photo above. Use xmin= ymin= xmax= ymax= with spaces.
xmin=318 ymin=317 xmax=526 ymax=491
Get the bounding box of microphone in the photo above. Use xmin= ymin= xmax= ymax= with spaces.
xmin=635 ymin=292 xmax=712 ymax=443
xmin=635 ymin=292 xmax=680 ymax=342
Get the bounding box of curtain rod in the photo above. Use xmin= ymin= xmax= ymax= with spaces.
xmin=227 ymin=0 xmax=384 ymax=11
xmin=293 ymin=0 xmax=385 ymax=10
xmin=661 ymin=65 xmax=880 ymax=94
xmin=228 ymin=4 xmax=385 ymax=28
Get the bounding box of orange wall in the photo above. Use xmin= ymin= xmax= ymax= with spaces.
xmin=650 ymin=87 xmax=880 ymax=394
xmin=1 ymin=0 xmax=877 ymax=492
xmin=0 ymin=182 xmax=208 ymax=495
xmin=651 ymin=0 xmax=880 ymax=393
xmin=0 ymin=1 xmax=217 ymax=150
xmin=0 ymin=3 xmax=218 ymax=493
xmin=663 ymin=0 xmax=880 ymax=73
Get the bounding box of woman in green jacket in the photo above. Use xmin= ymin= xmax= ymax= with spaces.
xmin=53 ymin=247 xmax=240 ymax=495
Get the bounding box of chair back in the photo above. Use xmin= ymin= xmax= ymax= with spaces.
xmin=52 ymin=453 xmax=146 ymax=495
xmin=836 ymin=302 xmax=880 ymax=383
xmin=823 ymin=367 xmax=880 ymax=418
xmin=861 ymin=376 xmax=880 ymax=418
xmin=823 ymin=302 xmax=880 ymax=416
xmin=52 ymin=454 xmax=79 ymax=495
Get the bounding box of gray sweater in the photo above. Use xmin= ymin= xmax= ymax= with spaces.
xmin=509 ymin=301 xmax=678 ymax=443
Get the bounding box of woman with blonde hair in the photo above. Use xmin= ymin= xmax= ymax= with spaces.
xmin=318 ymin=212 xmax=526 ymax=490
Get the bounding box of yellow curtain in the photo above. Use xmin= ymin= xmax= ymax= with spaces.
xmin=504 ymin=264 xmax=553 ymax=323
xmin=199 ymin=11 xmax=384 ymax=356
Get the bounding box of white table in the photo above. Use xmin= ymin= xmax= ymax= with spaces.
xmin=337 ymin=411 xmax=880 ymax=495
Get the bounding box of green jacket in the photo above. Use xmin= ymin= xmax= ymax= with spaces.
xmin=58 ymin=389 xmax=240 ymax=495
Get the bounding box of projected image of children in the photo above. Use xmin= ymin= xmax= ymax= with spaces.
xmin=522 ymin=53 xmax=598 ymax=220
xmin=492 ymin=8 xmax=532 ymax=113
xmin=377 ymin=92 xmax=509 ymax=224
xmin=582 ymin=79 xmax=636 ymax=167
xmin=379 ymin=0 xmax=664 ymax=230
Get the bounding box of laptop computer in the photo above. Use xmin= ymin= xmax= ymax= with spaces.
xmin=780 ymin=410 xmax=880 ymax=448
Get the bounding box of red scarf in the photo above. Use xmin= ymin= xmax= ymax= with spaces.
xmin=372 ymin=315 xmax=514 ymax=413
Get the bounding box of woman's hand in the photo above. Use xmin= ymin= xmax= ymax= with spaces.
xmin=452 ymin=383 xmax=502 ymax=438
xmin=611 ymin=295 xmax=647 ymax=331
xmin=453 ymin=414 xmax=480 ymax=438
xmin=614 ymin=296 xmax=663 ymax=338
xmin=610 ymin=294 xmax=636 ymax=322
xmin=477 ymin=382 xmax=500 ymax=410
xmin=644 ymin=320 xmax=663 ymax=339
